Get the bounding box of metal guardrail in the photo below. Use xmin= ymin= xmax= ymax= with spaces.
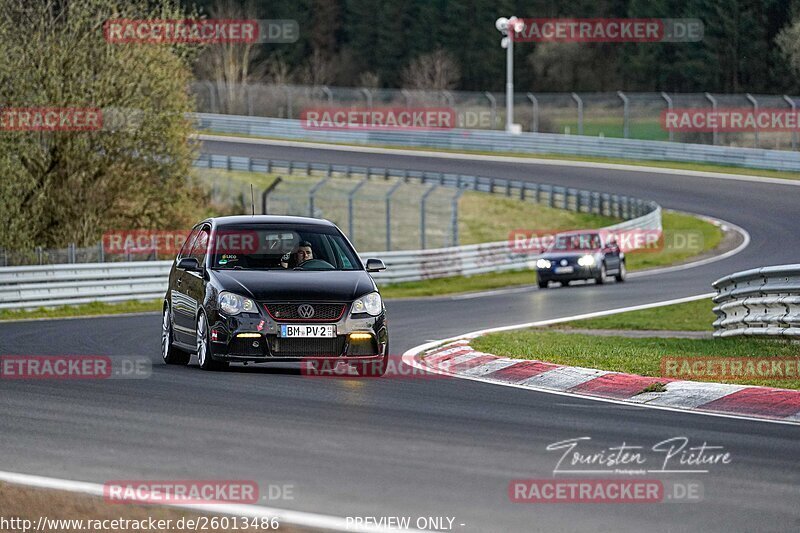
xmin=712 ymin=265 xmax=800 ymax=337
xmin=195 ymin=114 xmax=800 ymax=172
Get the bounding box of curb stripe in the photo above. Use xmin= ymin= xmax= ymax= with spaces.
xmin=698 ymin=388 xmax=800 ymax=418
xmin=570 ymin=374 xmax=677 ymax=399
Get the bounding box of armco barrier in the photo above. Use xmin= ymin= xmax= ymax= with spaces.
xmin=194 ymin=114 xmax=800 ymax=172
xmin=712 ymin=265 xmax=800 ymax=337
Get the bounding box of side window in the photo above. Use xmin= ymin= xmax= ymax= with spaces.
xmin=178 ymin=227 xmax=200 ymax=259
xmin=329 ymin=237 xmax=354 ymax=270
xmin=190 ymin=226 xmax=211 ymax=265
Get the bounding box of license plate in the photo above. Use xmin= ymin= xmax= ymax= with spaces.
xmin=555 ymin=266 xmax=574 ymax=274
xmin=280 ymin=324 xmax=336 ymax=338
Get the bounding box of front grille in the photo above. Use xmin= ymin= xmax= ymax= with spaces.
xmin=264 ymin=302 xmax=346 ymax=322
xmin=267 ymin=335 xmax=347 ymax=357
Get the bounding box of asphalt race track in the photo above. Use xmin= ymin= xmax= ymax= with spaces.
xmin=1 ymin=139 xmax=799 ymax=532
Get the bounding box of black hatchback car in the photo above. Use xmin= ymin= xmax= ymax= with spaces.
xmin=161 ymin=216 xmax=389 ymax=375
xmin=535 ymin=230 xmax=626 ymax=288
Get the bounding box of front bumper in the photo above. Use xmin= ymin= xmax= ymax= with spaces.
xmin=536 ymin=265 xmax=600 ymax=282
xmin=208 ymin=305 xmax=388 ymax=363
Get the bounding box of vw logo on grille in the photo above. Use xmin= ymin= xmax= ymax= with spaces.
xmin=297 ymin=304 xmax=315 ymax=318
xmin=560 ymin=259 xmax=568 ymax=266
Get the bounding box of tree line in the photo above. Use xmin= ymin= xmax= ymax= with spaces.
xmin=191 ymin=0 xmax=800 ymax=93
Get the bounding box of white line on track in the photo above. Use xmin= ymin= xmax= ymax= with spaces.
xmin=197 ymin=134 xmax=800 ymax=188
xmin=0 ymin=471 xmax=431 ymax=533
xmin=402 ymin=294 xmax=800 ymax=427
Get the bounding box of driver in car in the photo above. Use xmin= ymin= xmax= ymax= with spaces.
xmin=282 ymin=241 xmax=314 ymax=268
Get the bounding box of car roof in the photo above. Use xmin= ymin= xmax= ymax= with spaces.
xmin=200 ymin=215 xmax=338 ymax=228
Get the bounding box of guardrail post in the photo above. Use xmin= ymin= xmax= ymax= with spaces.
xmin=660 ymin=92 xmax=674 ymax=142
xmin=485 ymin=92 xmax=497 ymax=129
xmin=705 ymin=92 xmax=718 ymax=145
xmin=451 ymin=188 xmax=465 ymax=246
xmin=261 ymin=177 xmax=283 ymax=214
xmin=420 ymin=184 xmax=438 ymax=249
xmin=571 ymin=93 xmax=584 ymax=135
xmin=98 ymin=241 xmax=104 ymax=263
xmin=442 ymin=90 xmax=455 ymax=108
xmin=526 ymin=92 xmax=539 ymax=132
xmin=617 ymin=91 xmax=629 ymax=138
xmin=784 ymin=95 xmax=797 ymax=150
xmin=37 ymin=246 xmax=42 ymax=265
xmin=347 ymin=178 xmax=369 ymax=240
xmin=746 ymin=93 xmax=758 ymax=147
xmin=308 ymin=176 xmax=332 ymax=218
xmin=385 ymin=180 xmax=404 ymax=251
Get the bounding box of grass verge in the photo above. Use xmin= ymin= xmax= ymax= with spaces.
xmin=555 ymin=298 xmax=716 ymax=332
xmin=0 ymin=300 xmax=161 ymax=322
xmin=471 ymin=330 xmax=800 ymax=389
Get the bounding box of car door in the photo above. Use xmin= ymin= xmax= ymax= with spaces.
xmin=181 ymin=224 xmax=211 ymax=341
xmin=603 ymin=235 xmax=621 ymax=272
xmin=171 ymin=226 xmax=201 ymax=345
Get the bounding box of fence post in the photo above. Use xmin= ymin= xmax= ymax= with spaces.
xmin=308 ymin=176 xmax=331 ymax=218
xmin=98 ymin=241 xmax=104 ymax=263
xmin=660 ymin=92 xmax=674 ymax=142
xmin=420 ymin=184 xmax=438 ymax=249
xmin=261 ymin=177 xmax=283 ymax=214
xmin=782 ymin=95 xmax=798 ymax=151
xmin=746 ymin=93 xmax=758 ymax=148
xmin=526 ymin=92 xmax=539 ymax=132
xmin=451 ymin=189 xmax=465 ymax=246
xmin=321 ymin=85 xmax=333 ymax=106
xmin=485 ymin=92 xmax=497 ymax=129
xmin=385 ymin=181 xmax=403 ymax=251
xmin=361 ymin=88 xmax=373 ymax=109
xmin=284 ymin=85 xmax=293 ymax=118
xmin=705 ymin=92 xmax=718 ymax=145
xmin=401 ymin=89 xmax=412 ymax=108
xmin=348 ymin=178 xmax=369 ymax=240
xmin=571 ymin=93 xmax=584 ymax=135
xmin=617 ymin=91 xmax=629 ymax=138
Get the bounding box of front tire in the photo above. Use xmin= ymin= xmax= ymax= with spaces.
xmin=162 ymin=305 xmax=189 ymax=365
xmin=615 ymin=261 xmax=626 ymax=282
xmin=595 ymin=264 xmax=607 ymax=285
xmin=537 ymin=280 xmax=548 ymax=289
xmin=197 ymin=313 xmax=228 ymax=371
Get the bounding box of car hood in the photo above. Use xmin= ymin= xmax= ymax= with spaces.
xmin=211 ymin=269 xmax=377 ymax=301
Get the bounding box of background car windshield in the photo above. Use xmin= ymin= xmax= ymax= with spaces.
xmin=210 ymin=224 xmax=361 ymax=271
xmin=549 ymin=233 xmax=601 ymax=251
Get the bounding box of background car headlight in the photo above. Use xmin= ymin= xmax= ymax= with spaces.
xmin=536 ymin=259 xmax=552 ymax=269
xmin=577 ymin=255 xmax=596 ymax=267
xmin=218 ymin=292 xmax=256 ymax=315
xmin=351 ymin=292 xmax=382 ymax=316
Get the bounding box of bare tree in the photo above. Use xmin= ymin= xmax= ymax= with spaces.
xmin=401 ymin=49 xmax=460 ymax=90
xmin=194 ymin=0 xmax=266 ymax=115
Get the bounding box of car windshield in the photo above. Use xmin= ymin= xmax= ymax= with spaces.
xmin=209 ymin=224 xmax=361 ymax=271
xmin=548 ymin=233 xmax=602 ymax=251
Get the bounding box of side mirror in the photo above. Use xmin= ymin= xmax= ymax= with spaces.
xmin=177 ymin=257 xmax=201 ymax=272
xmin=365 ymin=258 xmax=386 ymax=272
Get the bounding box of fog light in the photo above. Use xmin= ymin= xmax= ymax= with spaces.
xmin=349 ymin=332 xmax=373 ymax=340
xmin=237 ymin=333 xmax=261 ymax=338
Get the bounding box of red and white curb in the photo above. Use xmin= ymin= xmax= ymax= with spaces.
xmin=413 ymin=339 xmax=800 ymax=424
xmin=402 ymin=295 xmax=800 ymax=426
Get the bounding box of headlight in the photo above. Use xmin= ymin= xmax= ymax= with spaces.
xmin=218 ymin=292 xmax=257 ymax=315
xmin=578 ymin=255 xmax=596 ymax=267
xmin=536 ymin=259 xmax=552 ymax=269
xmin=351 ymin=292 xmax=382 ymax=316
